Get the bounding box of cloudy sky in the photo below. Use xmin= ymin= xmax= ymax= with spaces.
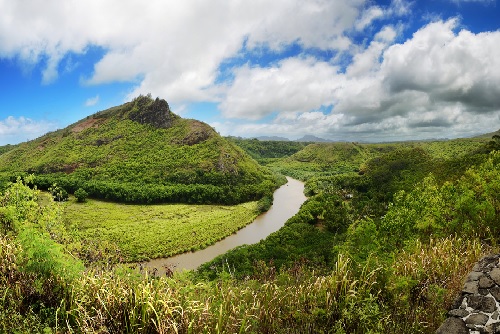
xmin=1 ymin=0 xmax=500 ymax=144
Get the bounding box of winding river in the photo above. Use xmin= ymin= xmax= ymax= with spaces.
xmin=144 ymin=177 xmax=306 ymax=272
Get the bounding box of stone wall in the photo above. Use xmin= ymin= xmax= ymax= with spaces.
xmin=437 ymin=254 xmax=500 ymax=334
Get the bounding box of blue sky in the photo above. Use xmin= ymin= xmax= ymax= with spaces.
xmin=1 ymin=0 xmax=500 ymax=145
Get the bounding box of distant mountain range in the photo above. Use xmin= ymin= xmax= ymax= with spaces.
xmin=253 ymin=135 xmax=333 ymax=142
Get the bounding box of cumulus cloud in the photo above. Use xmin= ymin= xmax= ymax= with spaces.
xmin=219 ymin=19 xmax=500 ymax=140
xmin=0 ymin=116 xmax=55 ymax=145
xmin=356 ymin=5 xmax=384 ymax=30
xmin=1 ymin=0 xmax=499 ymax=141
xmin=0 ymin=0 xmax=379 ymax=104
xmin=381 ymin=19 xmax=500 ymax=112
xmin=337 ymin=19 xmax=500 ymax=138
xmin=220 ymin=57 xmax=340 ymax=119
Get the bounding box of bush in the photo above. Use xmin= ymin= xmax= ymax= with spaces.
xmin=74 ymin=188 xmax=88 ymax=203
xmin=48 ymin=184 xmax=68 ymax=202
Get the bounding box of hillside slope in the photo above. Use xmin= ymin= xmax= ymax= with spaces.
xmin=0 ymin=95 xmax=279 ymax=204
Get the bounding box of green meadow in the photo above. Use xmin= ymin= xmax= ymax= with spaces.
xmin=63 ymin=198 xmax=260 ymax=262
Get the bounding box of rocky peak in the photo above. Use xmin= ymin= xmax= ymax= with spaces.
xmin=128 ymin=95 xmax=179 ymax=129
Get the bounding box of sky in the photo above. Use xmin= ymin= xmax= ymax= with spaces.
xmin=1 ymin=0 xmax=500 ymax=145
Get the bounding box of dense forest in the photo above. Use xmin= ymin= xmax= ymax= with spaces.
xmin=1 ymin=108 xmax=500 ymax=332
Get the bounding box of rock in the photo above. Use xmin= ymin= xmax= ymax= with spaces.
xmin=468 ymin=271 xmax=485 ymax=282
xmin=449 ymin=309 xmax=470 ymax=318
xmin=438 ymin=255 xmax=500 ymax=332
xmin=491 ymin=287 xmax=500 ymax=302
xmin=467 ymin=295 xmax=497 ymax=313
xmin=473 ymin=255 xmax=500 ymax=273
xmin=485 ymin=322 xmax=500 ymax=333
xmin=480 ymin=288 xmax=490 ymax=295
xmin=465 ymin=313 xmax=489 ymax=326
xmin=490 ymin=268 xmax=500 ymax=285
xmin=452 ymin=294 xmax=465 ymax=309
xmin=464 ymin=281 xmax=480 ymax=294
xmin=436 ymin=317 xmax=468 ymax=334
xmin=128 ymin=96 xmax=179 ymax=129
xmin=480 ymin=275 xmax=496 ymax=289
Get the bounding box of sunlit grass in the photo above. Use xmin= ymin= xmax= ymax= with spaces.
xmin=63 ymin=198 xmax=260 ymax=262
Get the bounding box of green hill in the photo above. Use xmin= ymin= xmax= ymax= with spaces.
xmin=0 ymin=95 xmax=280 ymax=204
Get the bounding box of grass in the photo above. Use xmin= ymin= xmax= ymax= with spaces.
xmin=385 ymin=236 xmax=488 ymax=332
xmin=63 ymin=198 xmax=260 ymax=262
xmin=61 ymin=254 xmax=385 ymax=334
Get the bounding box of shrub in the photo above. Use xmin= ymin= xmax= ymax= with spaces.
xmin=74 ymin=188 xmax=88 ymax=203
xmin=48 ymin=184 xmax=68 ymax=202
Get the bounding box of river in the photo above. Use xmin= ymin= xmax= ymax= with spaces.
xmin=143 ymin=177 xmax=306 ymax=272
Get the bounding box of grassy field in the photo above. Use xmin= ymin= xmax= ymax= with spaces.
xmin=63 ymin=198 xmax=260 ymax=262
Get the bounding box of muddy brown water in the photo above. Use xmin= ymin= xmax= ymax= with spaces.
xmin=142 ymin=177 xmax=306 ymax=272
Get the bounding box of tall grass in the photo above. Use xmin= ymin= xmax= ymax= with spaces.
xmin=57 ymin=255 xmax=383 ymax=333
xmin=0 ymin=231 xmax=492 ymax=333
xmin=385 ymin=235 xmax=487 ymax=332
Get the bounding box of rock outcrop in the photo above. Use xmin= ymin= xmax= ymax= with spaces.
xmin=128 ymin=96 xmax=179 ymax=129
xmin=437 ymin=255 xmax=500 ymax=334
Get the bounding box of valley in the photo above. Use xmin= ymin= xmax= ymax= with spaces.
xmin=0 ymin=97 xmax=500 ymax=333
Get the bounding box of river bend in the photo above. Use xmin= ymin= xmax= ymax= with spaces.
xmin=144 ymin=177 xmax=306 ymax=272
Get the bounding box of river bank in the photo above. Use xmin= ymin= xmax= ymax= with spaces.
xmin=143 ymin=177 xmax=306 ymax=273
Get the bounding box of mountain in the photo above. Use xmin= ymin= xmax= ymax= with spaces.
xmin=255 ymin=136 xmax=290 ymax=141
xmin=0 ymin=95 xmax=280 ymax=204
xmin=295 ymin=135 xmax=332 ymax=142
xmin=473 ymin=128 xmax=500 ymax=139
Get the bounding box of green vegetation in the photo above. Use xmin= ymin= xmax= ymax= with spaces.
xmin=264 ymin=138 xmax=486 ymax=181
xmin=227 ymin=137 xmax=307 ymax=165
xmin=63 ymin=198 xmax=260 ymax=262
xmin=73 ymin=187 xmax=88 ymax=202
xmin=0 ymin=95 xmax=281 ymax=205
xmin=0 ymin=143 xmax=17 ymax=156
xmin=1 ymin=124 xmax=500 ymax=332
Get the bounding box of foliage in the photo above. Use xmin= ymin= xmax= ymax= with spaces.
xmin=63 ymin=197 xmax=261 ymax=262
xmin=198 ymin=221 xmax=336 ymax=280
xmin=379 ymin=151 xmax=500 ymax=251
xmin=265 ymin=137 xmax=488 ymax=184
xmin=49 ymin=183 xmax=68 ymax=202
xmin=74 ymin=187 xmax=88 ymax=202
xmin=386 ymin=236 xmax=485 ymax=331
xmin=0 ymin=143 xmax=17 ymax=156
xmin=1 ymin=132 xmax=500 ymax=333
xmin=228 ymin=137 xmax=307 ymax=163
xmin=0 ymin=178 xmax=84 ymax=330
xmin=0 ymin=97 xmax=280 ymax=205
xmin=59 ymin=255 xmax=383 ymax=334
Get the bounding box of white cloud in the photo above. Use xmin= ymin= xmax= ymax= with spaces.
xmin=1 ymin=1 xmax=499 ymax=141
xmin=381 ymin=19 xmax=500 ymax=113
xmin=218 ymin=19 xmax=500 ymax=140
xmin=0 ymin=116 xmax=55 ymax=145
xmin=387 ymin=0 xmax=412 ymax=16
xmin=356 ymin=6 xmax=384 ymax=30
xmin=0 ymin=0 xmax=378 ymax=105
xmin=84 ymin=95 xmax=100 ymax=107
xmin=220 ymin=57 xmax=341 ymax=119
